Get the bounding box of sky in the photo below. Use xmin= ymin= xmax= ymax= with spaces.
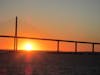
xmin=0 ymin=0 xmax=100 ymax=51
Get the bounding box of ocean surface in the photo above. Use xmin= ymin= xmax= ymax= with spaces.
xmin=0 ymin=51 xmax=100 ymax=75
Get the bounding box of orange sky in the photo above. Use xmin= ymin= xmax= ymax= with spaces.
xmin=0 ymin=16 xmax=100 ymax=52
xmin=0 ymin=0 xmax=100 ymax=52
xmin=0 ymin=37 xmax=100 ymax=52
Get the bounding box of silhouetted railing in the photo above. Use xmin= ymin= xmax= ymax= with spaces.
xmin=0 ymin=35 xmax=100 ymax=53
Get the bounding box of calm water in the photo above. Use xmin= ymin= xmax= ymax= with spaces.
xmin=0 ymin=51 xmax=100 ymax=75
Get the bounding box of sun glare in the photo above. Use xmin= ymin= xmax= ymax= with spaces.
xmin=18 ymin=40 xmax=41 ymax=51
xmin=24 ymin=43 xmax=33 ymax=51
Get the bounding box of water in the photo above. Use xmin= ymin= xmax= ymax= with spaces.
xmin=0 ymin=51 xmax=100 ymax=75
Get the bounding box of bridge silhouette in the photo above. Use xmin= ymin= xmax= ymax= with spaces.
xmin=0 ymin=17 xmax=100 ymax=75
xmin=0 ymin=16 xmax=100 ymax=53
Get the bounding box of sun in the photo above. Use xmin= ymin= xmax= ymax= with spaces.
xmin=18 ymin=39 xmax=41 ymax=51
xmin=24 ymin=43 xmax=33 ymax=51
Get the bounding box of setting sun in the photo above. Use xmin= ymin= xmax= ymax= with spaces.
xmin=24 ymin=43 xmax=33 ymax=51
xmin=18 ymin=39 xmax=41 ymax=51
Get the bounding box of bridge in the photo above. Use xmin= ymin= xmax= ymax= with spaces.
xmin=0 ymin=17 xmax=100 ymax=75
xmin=0 ymin=35 xmax=100 ymax=53
xmin=0 ymin=16 xmax=100 ymax=53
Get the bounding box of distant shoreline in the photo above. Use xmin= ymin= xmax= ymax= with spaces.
xmin=0 ymin=50 xmax=100 ymax=55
